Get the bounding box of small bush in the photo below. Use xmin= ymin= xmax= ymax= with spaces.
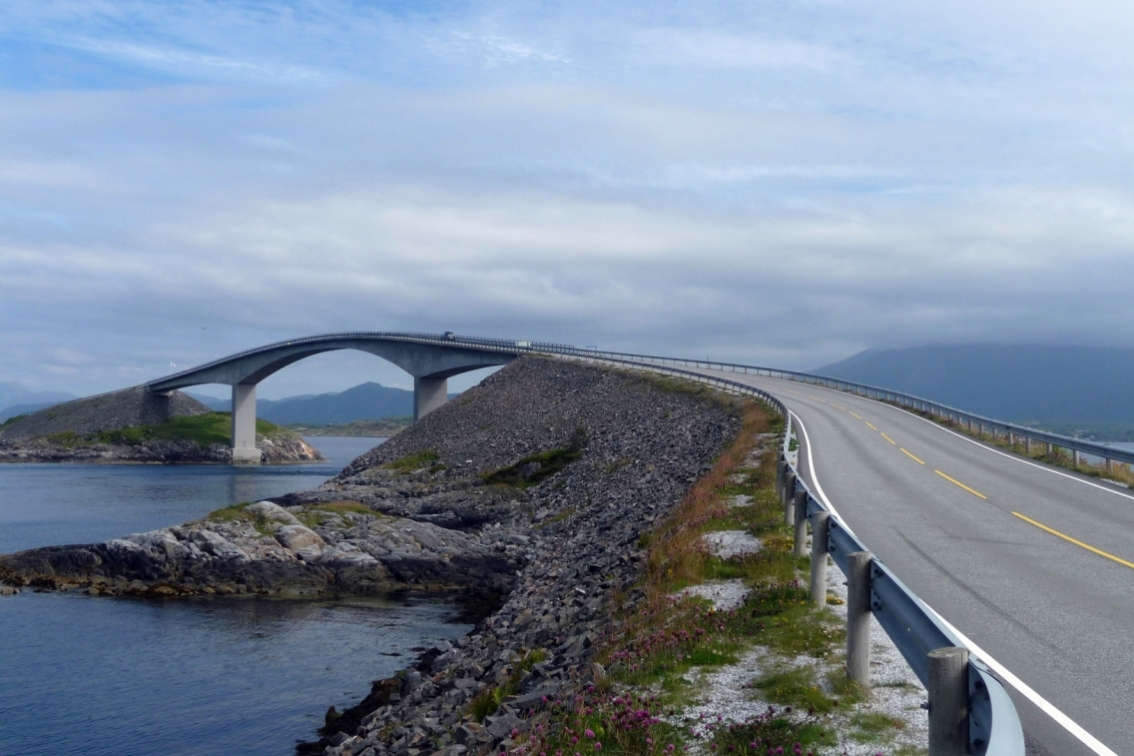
xmin=384 ymin=449 xmax=441 ymax=472
xmin=482 ymin=428 xmax=588 ymax=488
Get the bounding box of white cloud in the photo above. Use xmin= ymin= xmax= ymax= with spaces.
xmin=631 ymin=29 xmax=848 ymax=72
xmin=3 ymin=0 xmax=1134 ymax=396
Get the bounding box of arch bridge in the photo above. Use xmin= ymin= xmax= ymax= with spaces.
xmin=146 ymin=332 xmax=556 ymax=463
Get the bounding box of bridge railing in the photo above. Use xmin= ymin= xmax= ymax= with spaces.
xmin=542 ymin=350 xmax=1025 ymax=756
xmin=145 ymin=331 xmax=567 ymax=388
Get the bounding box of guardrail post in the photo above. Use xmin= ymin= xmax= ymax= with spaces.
xmin=846 ymin=551 xmax=872 ymax=688
xmin=788 ymin=488 xmax=805 ymax=529
xmin=1073 ymin=450 xmax=1081 ymax=468
xmin=928 ymin=646 xmax=969 ymax=756
xmin=794 ymin=493 xmax=808 ymax=557
xmin=782 ymin=470 xmax=796 ymax=514
xmin=809 ymin=510 xmax=829 ymax=607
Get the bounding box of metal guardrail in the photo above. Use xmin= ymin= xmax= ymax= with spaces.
xmin=542 ymin=349 xmax=1026 ymax=755
xmin=529 ymin=344 xmax=1134 ymax=470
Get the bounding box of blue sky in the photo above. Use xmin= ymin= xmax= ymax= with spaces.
xmin=3 ymin=1 xmax=1134 ymax=398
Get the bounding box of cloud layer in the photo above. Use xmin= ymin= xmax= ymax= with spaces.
xmin=2 ymin=1 xmax=1134 ymax=397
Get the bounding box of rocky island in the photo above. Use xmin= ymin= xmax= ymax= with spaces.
xmin=1 ymin=357 xmax=769 ymax=756
xmin=0 ymin=385 xmax=322 ymax=463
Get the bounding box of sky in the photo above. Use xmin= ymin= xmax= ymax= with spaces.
xmin=3 ymin=1 xmax=1134 ymax=399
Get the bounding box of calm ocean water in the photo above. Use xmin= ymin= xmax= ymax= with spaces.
xmin=0 ymin=438 xmax=470 ymax=756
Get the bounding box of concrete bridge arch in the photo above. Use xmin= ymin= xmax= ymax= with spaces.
xmin=146 ymin=332 xmax=525 ymax=463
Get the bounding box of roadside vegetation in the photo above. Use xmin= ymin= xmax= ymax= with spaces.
xmin=493 ymin=399 xmax=922 ymax=756
xmin=907 ymin=408 xmax=1134 ymax=489
xmin=385 ymin=449 xmax=446 ymax=474
xmin=482 ymin=428 xmax=588 ymax=488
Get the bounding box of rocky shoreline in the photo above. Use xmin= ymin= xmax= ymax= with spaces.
xmin=0 ymin=430 xmax=322 ymax=464
xmin=0 ymin=357 xmax=748 ymax=756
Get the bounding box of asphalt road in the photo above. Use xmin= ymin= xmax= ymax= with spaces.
xmin=695 ymin=369 xmax=1132 ymax=756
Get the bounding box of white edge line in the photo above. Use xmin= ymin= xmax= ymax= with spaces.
xmin=788 ymin=410 xmax=854 ymax=535
xmin=886 ymin=405 xmax=1134 ymax=503
xmin=782 ymin=388 xmax=1118 ymax=756
xmin=929 ymin=610 xmax=1118 ymax=756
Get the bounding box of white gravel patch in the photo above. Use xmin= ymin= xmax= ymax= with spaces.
xmin=729 ymin=494 xmax=752 ymax=509
xmin=702 ymin=530 xmax=762 ymax=559
xmin=821 ymin=564 xmax=929 ymax=752
xmin=675 ymin=646 xmax=777 ymax=736
xmin=668 ymin=561 xmax=929 ymax=756
xmin=676 ymin=579 xmax=750 ymax=611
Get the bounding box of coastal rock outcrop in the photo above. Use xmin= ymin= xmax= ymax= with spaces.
xmin=0 ymin=386 xmax=323 ymax=463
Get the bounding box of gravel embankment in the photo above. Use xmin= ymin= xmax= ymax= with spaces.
xmin=293 ymin=357 xmax=743 ymax=755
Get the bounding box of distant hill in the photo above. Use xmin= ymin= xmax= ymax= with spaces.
xmin=0 ymin=383 xmax=76 ymax=422
xmin=188 ymin=382 xmax=415 ymax=426
xmin=815 ymin=345 xmax=1134 ymax=439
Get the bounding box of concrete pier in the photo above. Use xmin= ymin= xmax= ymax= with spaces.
xmin=414 ymin=376 xmax=448 ymax=421
xmin=231 ymin=384 xmax=261 ymax=464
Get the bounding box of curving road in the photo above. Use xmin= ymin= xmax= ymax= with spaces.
xmin=692 ymin=369 xmax=1132 ymax=756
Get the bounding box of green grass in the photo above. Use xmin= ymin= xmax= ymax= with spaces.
xmin=205 ymin=501 xmax=256 ymax=523
xmin=481 ymin=427 xmax=588 ymax=488
xmin=849 ymin=711 xmax=906 ymax=743
xmin=45 ymin=430 xmax=81 ymax=447
xmin=203 ymin=501 xmax=276 ymax=536
xmin=384 ymin=449 xmax=442 ymax=473
xmin=711 ymin=708 xmax=836 ymax=753
xmin=752 ymin=666 xmax=855 ymax=715
xmin=93 ymin=412 xmax=286 ymax=447
xmin=468 ymin=648 xmax=548 ymax=720
xmin=1 ymin=414 xmax=27 ymax=427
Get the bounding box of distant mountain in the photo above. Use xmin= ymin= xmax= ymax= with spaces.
xmin=188 ymin=382 xmax=415 ymax=425
xmin=0 ymin=401 xmax=70 ymax=422
xmin=814 ymin=344 xmax=1134 ymax=436
xmin=0 ymin=383 xmax=77 ymax=422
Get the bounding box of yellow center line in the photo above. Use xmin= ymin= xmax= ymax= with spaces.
xmin=900 ymin=448 xmax=925 ymax=465
xmin=865 ymin=421 xmax=878 ymax=431
xmin=849 ymin=411 xmax=862 ymax=419
xmin=830 ymin=403 xmax=846 ymax=411
xmin=1013 ymin=512 xmax=1134 ymax=570
xmin=881 ymin=432 xmax=896 ymax=445
xmin=934 ymin=470 xmax=988 ymax=500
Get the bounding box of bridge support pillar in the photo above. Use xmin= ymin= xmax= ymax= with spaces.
xmin=231 ymin=384 xmax=261 ymax=464
xmin=414 ymin=376 xmax=448 ymax=421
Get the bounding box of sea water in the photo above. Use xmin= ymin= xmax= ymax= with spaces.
xmin=0 ymin=438 xmax=469 ymax=755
